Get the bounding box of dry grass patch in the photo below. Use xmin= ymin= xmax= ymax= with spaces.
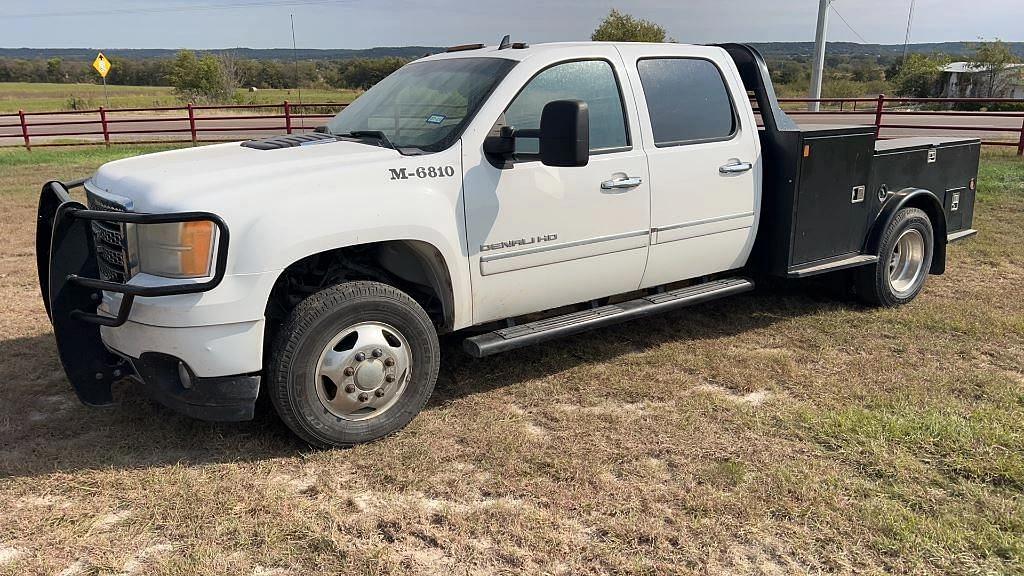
xmin=0 ymin=146 xmax=1022 ymax=575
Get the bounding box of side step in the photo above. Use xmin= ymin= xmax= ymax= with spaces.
xmin=463 ymin=277 xmax=754 ymax=358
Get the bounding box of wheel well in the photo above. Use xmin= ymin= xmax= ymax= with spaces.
xmin=265 ymin=240 xmax=455 ymax=342
xmin=902 ymin=194 xmax=947 ymax=275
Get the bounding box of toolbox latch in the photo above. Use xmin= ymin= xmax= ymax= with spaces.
xmin=851 ymin=185 xmax=866 ymax=204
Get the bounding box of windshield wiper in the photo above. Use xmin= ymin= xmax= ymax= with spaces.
xmin=335 ymin=130 xmax=396 ymax=150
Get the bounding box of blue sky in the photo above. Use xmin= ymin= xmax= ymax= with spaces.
xmin=2 ymin=0 xmax=1021 ymax=49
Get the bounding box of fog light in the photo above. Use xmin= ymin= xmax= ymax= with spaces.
xmin=178 ymin=361 xmax=193 ymax=389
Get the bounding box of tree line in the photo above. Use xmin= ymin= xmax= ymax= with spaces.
xmin=0 ymin=51 xmax=407 ymax=99
xmin=1 ymin=9 xmax=1020 ymax=106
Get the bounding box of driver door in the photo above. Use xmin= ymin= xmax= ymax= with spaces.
xmin=463 ymin=53 xmax=651 ymax=324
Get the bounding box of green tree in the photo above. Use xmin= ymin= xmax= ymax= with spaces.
xmin=337 ymin=57 xmax=407 ymax=90
xmin=892 ymin=53 xmax=947 ymax=97
xmin=45 ymin=57 xmax=64 ymax=83
xmin=770 ymin=60 xmax=808 ymax=85
xmin=167 ymin=50 xmax=234 ymax=103
xmin=591 ymin=9 xmax=667 ymax=43
xmin=968 ymin=38 xmax=1021 ymax=98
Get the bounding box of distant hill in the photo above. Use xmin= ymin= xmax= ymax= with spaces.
xmin=1 ymin=41 xmax=1022 ymax=62
xmin=749 ymin=41 xmax=1024 ymax=60
xmin=0 ymin=46 xmax=443 ymax=61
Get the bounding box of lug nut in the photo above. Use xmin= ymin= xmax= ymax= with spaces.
xmin=384 ymin=357 xmax=395 ymax=367
xmin=358 ymin=392 xmax=369 ymax=402
xmin=345 ymin=384 xmax=356 ymax=394
xmin=372 ymin=348 xmax=383 ymax=358
xmin=385 ymin=374 xmax=396 ymax=383
xmin=343 ymin=366 xmax=355 ymax=376
xmin=374 ymin=389 xmax=385 ymax=397
xmin=354 ymin=352 xmax=366 ymax=362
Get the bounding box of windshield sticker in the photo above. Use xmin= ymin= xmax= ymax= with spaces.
xmin=426 ymin=114 xmax=446 ymax=125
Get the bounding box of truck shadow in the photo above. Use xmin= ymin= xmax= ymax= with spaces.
xmin=0 ymin=277 xmax=856 ymax=479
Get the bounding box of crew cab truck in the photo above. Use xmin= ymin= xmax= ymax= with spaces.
xmin=37 ymin=41 xmax=980 ymax=448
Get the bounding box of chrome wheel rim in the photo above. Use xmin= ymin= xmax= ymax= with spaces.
xmin=888 ymin=229 xmax=926 ymax=297
xmin=314 ymin=321 xmax=412 ymax=421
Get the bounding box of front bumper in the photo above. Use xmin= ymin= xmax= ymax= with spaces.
xmin=128 ymin=352 xmax=260 ymax=422
xmin=36 ymin=179 xmax=258 ymax=421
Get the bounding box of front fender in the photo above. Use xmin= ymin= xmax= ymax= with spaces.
xmin=864 ymin=188 xmax=947 ymax=275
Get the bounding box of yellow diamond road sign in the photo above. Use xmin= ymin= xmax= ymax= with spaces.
xmin=92 ymin=52 xmax=111 ymax=78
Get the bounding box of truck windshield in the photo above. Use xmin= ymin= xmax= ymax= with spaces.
xmin=325 ymin=57 xmax=517 ymax=153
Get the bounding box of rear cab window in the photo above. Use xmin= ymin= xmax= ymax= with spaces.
xmin=636 ymin=58 xmax=738 ymax=147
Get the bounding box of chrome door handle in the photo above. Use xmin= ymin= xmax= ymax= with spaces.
xmin=719 ymin=161 xmax=753 ymax=174
xmin=601 ymin=176 xmax=643 ymax=190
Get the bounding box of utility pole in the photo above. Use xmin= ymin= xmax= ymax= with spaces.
xmin=291 ymin=14 xmax=304 ymax=130
xmin=808 ymin=0 xmax=831 ymax=112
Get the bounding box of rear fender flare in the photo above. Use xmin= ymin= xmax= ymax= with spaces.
xmin=864 ymin=188 xmax=947 ymax=275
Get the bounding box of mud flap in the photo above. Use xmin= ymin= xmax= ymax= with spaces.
xmin=38 ymin=189 xmax=127 ymax=406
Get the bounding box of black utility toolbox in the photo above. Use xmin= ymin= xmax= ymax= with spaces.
xmin=753 ymin=124 xmax=981 ymax=278
xmin=869 ymin=137 xmax=981 ymax=237
xmin=756 ymin=124 xmax=877 ymax=276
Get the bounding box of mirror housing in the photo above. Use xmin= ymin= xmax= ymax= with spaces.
xmin=537 ymin=99 xmax=589 ymax=167
xmin=483 ymin=99 xmax=590 ymax=168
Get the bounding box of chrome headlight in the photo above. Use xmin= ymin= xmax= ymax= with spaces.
xmin=128 ymin=220 xmax=217 ymax=279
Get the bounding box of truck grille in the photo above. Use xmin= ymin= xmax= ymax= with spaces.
xmin=86 ymin=190 xmax=132 ymax=283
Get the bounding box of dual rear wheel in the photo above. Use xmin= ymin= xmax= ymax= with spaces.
xmin=856 ymin=207 xmax=934 ymax=307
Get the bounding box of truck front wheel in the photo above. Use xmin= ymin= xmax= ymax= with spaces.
xmin=269 ymin=281 xmax=440 ymax=448
xmin=857 ymin=207 xmax=934 ymax=307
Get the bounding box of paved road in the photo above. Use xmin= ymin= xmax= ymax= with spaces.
xmin=793 ymin=111 xmax=1023 ymax=145
xmin=2 ymin=109 xmax=1022 ymax=148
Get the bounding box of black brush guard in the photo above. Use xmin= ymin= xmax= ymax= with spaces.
xmin=36 ymin=179 xmax=229 ymax=407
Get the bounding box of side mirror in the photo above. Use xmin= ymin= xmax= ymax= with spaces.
xmin=538 ymin=99 xmax=589 ymax=167
xmin=483 ymin=99 xmax=590 ymax=168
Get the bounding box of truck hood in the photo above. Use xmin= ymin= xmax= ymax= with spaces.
xmin=88 ymin=139 xmax=401 ymax=212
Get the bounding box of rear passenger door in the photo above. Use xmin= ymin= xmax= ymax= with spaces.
xmin=617 ymin=47 xmax=761 ymax=288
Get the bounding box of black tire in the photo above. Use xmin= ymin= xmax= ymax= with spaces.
xmin=856 ymin=207 xmax=934 ymax=307
xmin=269 ymin=281 xmax=440 ymax=448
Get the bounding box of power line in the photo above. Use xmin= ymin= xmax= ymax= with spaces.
xmin=829 ymin=3 xmax=869 ymax=44
xmin=0 ymin=0 xmax=351 ymax=20
xmin=902 ymin=0 xmax=918 ymax=64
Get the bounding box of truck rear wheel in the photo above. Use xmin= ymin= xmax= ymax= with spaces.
xmin=857 ymin=207 xmax=934 ymax=307
xmin=269 ymin=281 xmax=440 ymax=448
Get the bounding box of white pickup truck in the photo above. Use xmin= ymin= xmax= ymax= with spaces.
xmin=38 ymin=40 xmax=980 ymax=447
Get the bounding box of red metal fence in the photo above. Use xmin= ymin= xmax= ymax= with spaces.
xmin=0 ymin=101 xmax=345 ymax=151
xmin=774 ymin=95 xmax=1024 ymax=155
xmin=2 ymin=95 xmax=1023 ymax=155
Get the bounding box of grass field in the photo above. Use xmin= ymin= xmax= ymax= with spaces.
xmin=0 ymin=82 xmax=361 ymax=114
xmin=0 ymin=146 xmax=1022 ymax=575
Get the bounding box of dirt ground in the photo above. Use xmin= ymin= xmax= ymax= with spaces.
xmin=1 ymin=146 xmax=1022 ymax=575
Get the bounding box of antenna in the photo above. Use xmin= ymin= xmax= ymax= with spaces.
xmin=901 ymin=0 xmax=917 ymax=66
xmin=498 ymin=34 xmax=511 ymax=50
xmin=291 ymin=13 xmax=304 ymax=130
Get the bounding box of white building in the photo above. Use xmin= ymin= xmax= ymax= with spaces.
xmin=940 ymin=62 xmax=1024 ymax=99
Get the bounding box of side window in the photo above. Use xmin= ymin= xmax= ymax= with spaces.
xmin=504 ymin=60 xmax=629 ymax=155
xmin=637 ymin=58 xmax=737 ymax=146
